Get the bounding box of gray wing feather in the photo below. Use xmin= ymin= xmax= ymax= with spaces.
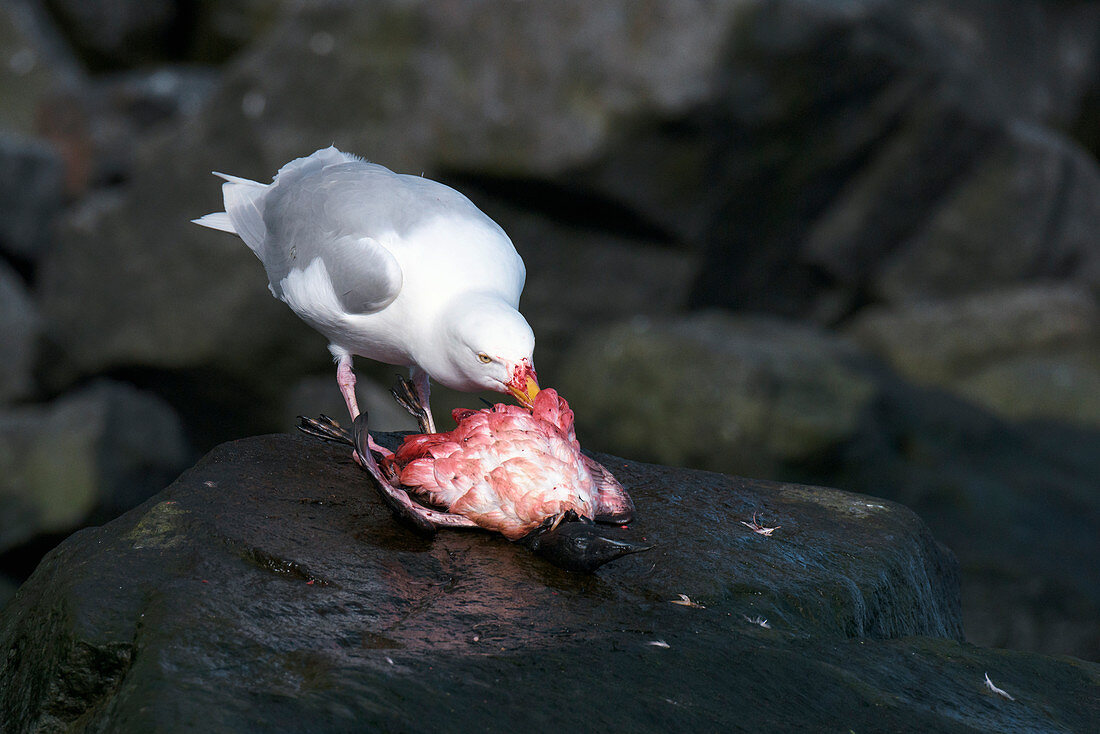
xmin=323 ymin=236 xmax=403 ymax=314
xmin=268 ymin=233 xmax=402 ymax=315
xmin=260 ymin=157 xmax=492 ymax=315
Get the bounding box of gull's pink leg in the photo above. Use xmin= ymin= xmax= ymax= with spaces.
xmin=334 ymin=350 xmax=389 ymax=457
xmin=410 ymin=366 xmax=438 ymax=433
xmin=335 ymin=351 xmax=360 ymax=419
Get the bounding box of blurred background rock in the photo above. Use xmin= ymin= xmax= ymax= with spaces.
xmin=0 ymin=0 xmax=1097 ymax=661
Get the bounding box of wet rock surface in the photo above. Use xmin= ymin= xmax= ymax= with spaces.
xmin=1 ymin=0 xmax=1099 ymax=669
xmin=562 ymin=312 xmax=1100 ymax=661
xmin=3 ymin=433 xmax=1098 ymax=732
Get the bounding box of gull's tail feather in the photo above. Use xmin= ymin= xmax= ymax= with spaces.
xmin=191 ymin=212 xmax=234 ymax=232
xmin=193 ymin=148 xmax=357 ymax=258
xmin=191 ymin=172 xmax=269 ymax=260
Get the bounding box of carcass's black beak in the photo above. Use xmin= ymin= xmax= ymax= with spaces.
xmin=517 ymin=511 xmax=651 ymax=573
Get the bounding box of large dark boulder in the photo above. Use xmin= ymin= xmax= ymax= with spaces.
xmin=687 ymin=3 xmax=1100 ymax=320
xmin=0 ymin=132 xmax=65 ymax=262
xmin=2 ymin=432 xmax=1097 ymax=732
xmin=45 ymin=0 xmax=181 ymax=70
xmin=846 ymin=284 xmax=1100 ymax=426
xmin=10 ymin=0 xmax=1100 ymax=696
xmin=559 ymin=312 xmax=1100 ymax=661
xmin=0 ymin=260 xmax=40 ymax=403
xmin=0 ymin=380 xmax=189 ymax=556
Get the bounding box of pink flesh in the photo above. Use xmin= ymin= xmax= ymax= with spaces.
xmin=506 ymin=359 xmax=538 ymax=392
xmin=382 ymin=389 xmax=600 ymax=540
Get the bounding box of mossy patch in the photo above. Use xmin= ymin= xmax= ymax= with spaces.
xmin=123 ymin=500 xmax=188 ymax=550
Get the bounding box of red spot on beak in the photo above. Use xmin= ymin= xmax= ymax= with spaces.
xmin=506 ymin=360 xmax=540 ymax=407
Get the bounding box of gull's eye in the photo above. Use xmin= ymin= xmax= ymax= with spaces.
xmin=477 ymin=352 xmax=492 ymax=364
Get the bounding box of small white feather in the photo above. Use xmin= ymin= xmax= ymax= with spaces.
xmin=984 ymin=672 xmax=1016 ymax=701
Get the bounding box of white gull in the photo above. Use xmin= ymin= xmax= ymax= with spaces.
xmin=193 ymin=146 xmax=540 ymax=431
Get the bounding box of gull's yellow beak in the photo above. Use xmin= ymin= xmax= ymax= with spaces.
xmin=507 ymin=374 xmax=541 ymax=408
xmin=506 ymin=361 xmax=540 ymax=408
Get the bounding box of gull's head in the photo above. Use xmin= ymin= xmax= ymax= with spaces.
xmin=438 ymin=296 xmax=540 ymax=405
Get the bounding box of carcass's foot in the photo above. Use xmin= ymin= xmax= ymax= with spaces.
xmin=350 ymin=414 xmax=475 ymax=534
xmin=301 ymin=413 xmax=474 ymax=534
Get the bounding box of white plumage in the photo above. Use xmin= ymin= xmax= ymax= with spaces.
xmin=193 ymin=146 xmax=540 ymax=430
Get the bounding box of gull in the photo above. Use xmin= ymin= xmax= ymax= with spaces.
xmin=193 ymin=146 xmax=540 ymax=432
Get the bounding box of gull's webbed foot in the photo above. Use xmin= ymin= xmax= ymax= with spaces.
xmin=517 ymin=510 xmax=651 ymax=573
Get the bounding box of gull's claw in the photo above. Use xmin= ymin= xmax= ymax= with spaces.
xmin=297 ymin=414 xmax=352 ymax=444
xmin=390 ymin=375 xmax=434 ymax=433
xmin=549 ymin=511 xmax=566 ymax=532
